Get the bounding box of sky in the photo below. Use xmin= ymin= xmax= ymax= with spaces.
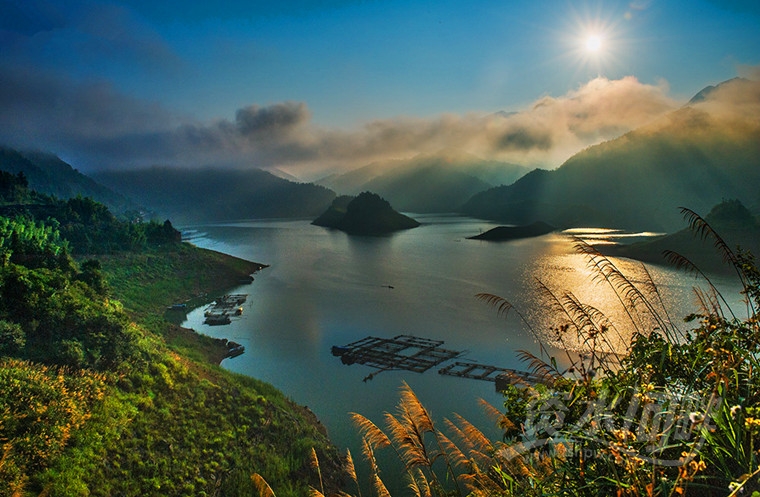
xmin=0 ymin=0 xmax=759 ymax=178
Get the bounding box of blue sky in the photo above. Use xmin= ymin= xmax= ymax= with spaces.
xmin=1 ymin=0 xmax=759 ymax=176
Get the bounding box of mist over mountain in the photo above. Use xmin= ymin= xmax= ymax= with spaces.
xmin=91 ymin=167 xmax=336 ymax=224
xmin=319 ymin=150 xmax=530 ymax=213
xmin=461 ymin=78 xmax=760 ymax=232
xmin=0 ymin=146 xmax=132 ymax=212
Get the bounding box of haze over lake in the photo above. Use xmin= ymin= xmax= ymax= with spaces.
xmin=180 ymin=215 xmax=744 ymax=465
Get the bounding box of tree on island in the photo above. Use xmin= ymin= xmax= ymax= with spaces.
xmin=312 ymin=191 xmax=420 ymax=235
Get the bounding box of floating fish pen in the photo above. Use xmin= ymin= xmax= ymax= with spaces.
xmin=203 ymin=294 xmax=247 ymax=325
xmin=438 ymin=361 xmax=548 ymax=389
xmin=332 ymin=335 xmax=462 ymax=381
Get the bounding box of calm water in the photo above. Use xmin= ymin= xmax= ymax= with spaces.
xmin=180 ymin=215 xmax=744 ymax=486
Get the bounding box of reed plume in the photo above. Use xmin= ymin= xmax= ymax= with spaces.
xmin=351 ymin=413 xmax=391 ymax=450
xmin=344 ymin=449 xmax=361 ymax=497
xmin=310 ymin=447 xmax=324 ymax=496
xmin=251 ymin=473 xmax=276 ymax=497
xmin=407 ymin=467 xmax=432 ymax=497
xmin=478 ymin=398 xmax=516 ymax=433
xmin=372 ymin=473 xmax=391 ymax=497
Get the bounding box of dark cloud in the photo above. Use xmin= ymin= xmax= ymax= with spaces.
xmin=0 ymin=0 xmax=66 ymax=36
xmin=498 ymin=128 xmax=553 ymax=151
xmin=0 ymin=65 xmax=177 ymax=163
xmin=235 ymin=102 xmax=310 ymax=137
xmin=0 ymin=0 xmax=179 ymax=77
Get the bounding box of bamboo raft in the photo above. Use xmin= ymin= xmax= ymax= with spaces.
xmin=438 ymin=361 xmax=547 ymax=388
xmin=332 ymin=335 xmax=462 ymax=382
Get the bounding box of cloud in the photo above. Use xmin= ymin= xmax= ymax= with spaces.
xmin=738 ymin=64 xmax=760 ymax=81
xmin=235 ymin=102 xmax=310 ymax=138
xmin=497 ymin=128 xmax=554 ymax=152
xmin=0 ymin=69 xmax=688 ymax=175
xmin=691 ymin=75 xmax=760 ymax=122
xmin=0 ymin=66 xmax=176 ymax=146
xmin=0 ymin=0 xmax=179 ymax=75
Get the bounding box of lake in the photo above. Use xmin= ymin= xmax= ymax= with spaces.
xmin=180 ymin=214 xmax=744 ymax=488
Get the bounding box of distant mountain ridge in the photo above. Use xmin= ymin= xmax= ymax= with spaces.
xmin=687 ymin=77 xmax=746 ymax=104
xmin=319 ymin=150 xmax=530 ymax=213
xmin=92 ymin=166 xmax=337 ymax=224
xmin=0 ymin=146 xmax=132 ymax=212
xmin=462 ymin=78 xmax=760 ymax=232
xmin=602 ymin=199 xmax=760 ymax=273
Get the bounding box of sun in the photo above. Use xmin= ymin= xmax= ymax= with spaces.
xmin=585 ymin=34 xmax=603 ymax=53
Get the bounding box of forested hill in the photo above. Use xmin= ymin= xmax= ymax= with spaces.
xmin=92 ymin=166 xmax=337 ymax=223
xmin=312 ymin=191 xmax=420 ymax=234
xmin=461 ymin=78 xmax=760 ymax=232
xmin=0 ymin=181 xmax=341 ymax=495
xmin=0 ymin=146 xmax=132 ymax=213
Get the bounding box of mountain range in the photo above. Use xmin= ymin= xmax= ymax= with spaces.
xmin=317 ymin=150 xmax=530 ymax=213
xmin=90 ymin=166 xmax=336 ymax=224
xmin=1 ymin=78 xmax=758 ymax=236
xmin=462 ymin=78 xmax=760 ymax=232
xmin=0 ymin=147 xmax=132 ymax=212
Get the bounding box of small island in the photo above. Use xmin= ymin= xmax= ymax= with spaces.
xmin=312 ymin=191 xmax=420 ymax=235
xmin=468 ymin=221 xmax=555 ymax=241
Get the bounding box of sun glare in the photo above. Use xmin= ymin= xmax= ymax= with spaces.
xmin=585 ymin=34 xmax=603 ymax=53
xmin=554 ymin=3 xmax=628 ymax=80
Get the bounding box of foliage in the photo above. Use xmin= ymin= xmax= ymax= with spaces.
xmin=0 ymin=167 xmax=181 ymax=256
xmin=0 ymin=216 xmax=72 ymax=270
xmin=52 ymin=196 xmax=181 ymax=254
xmin=0 ymin=171 xmax=35 ymax=205
xmin=0 ymin=191 xmax=340 ymax=496
xmin=0 ymin=359 xmax=108 ymax=494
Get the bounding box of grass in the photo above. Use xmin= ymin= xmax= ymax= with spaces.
xmin=97 ymin=242 xmax=266 ymax=363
